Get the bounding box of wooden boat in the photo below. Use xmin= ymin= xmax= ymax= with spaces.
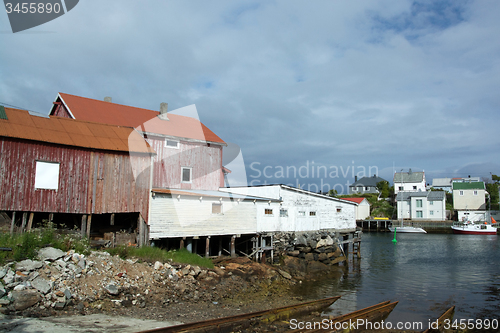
xmin=289 ymin=300 xmax=399 ymax=332
xmin=422 ymin=305 xmax=455 ymax=333
xmin=138 ymin=295 xmax=340 ymax=333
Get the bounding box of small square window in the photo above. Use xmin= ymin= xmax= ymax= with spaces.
xmin=298 ymin=211 xmax=306 ymax=216
xmin=280 ymin=209 xmax=288 ymax=217
xmin=413 ymin=186 xmax=417 ymax=190
xmin=459 ymin=190 xmax=464 ymax=196
xmin=429 ymin=201 xmax=434 ymax=205
xmin=398 ymin=186 xmax=403 ymax=191
xmin=165 ymin=140 xmax=179 ymax=148
xmin=310 ymin=211 xmax=316 ymax=216
xmin=35 ymin=161 xmax=60 ymax=190
xmin=181 ymin=167 xmax=192 ymax=183
xmin=430 ymin=210 xmax=434 ymax=215
xmin=212 ymin=203 xmax=222 ymax=214
xmin=336 ymin=207 xmax=342 ymax=213
xmin=265 ymin=208 xmax=273 ymax=215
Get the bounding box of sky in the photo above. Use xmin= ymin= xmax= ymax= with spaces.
xmin=2 ymin=0 xmax=500 ymax=194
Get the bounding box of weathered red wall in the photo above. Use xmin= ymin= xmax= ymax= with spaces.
xmin=146 ymin=137 xmax=223 ymax=191
xmin=0 ymin=137 xmax=151 ymax=222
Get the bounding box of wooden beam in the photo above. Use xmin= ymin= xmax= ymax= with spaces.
xmin=205 ymin=236 xmax=210 ymax=258
xmin=230 ymin=235 xmax=236 ymax=257
xmin=10 ymin=211 xmax=16 ymax=235
xmin=27 ymin=213 xmax=34 ymax=232
xmin=20 ymin=212 xmax=27 ymax=233
xmin=81 ymin=215 xmax=87 ymax=238
xmin=86 ymin=215 xmax=92 ymax=238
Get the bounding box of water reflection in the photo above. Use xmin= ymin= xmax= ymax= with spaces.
xmin=292 ymin=233 xmax=500 ymax=324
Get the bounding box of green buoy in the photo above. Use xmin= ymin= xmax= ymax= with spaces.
xmin=392 ymin=227 xmax=397 ymax=243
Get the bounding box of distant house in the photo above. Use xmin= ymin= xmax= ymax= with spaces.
xmin=341 ymin=197 xmax=370 ymax=220
xmin=396 ymin=191 xmax=446 ymax=221
xmin=349 ymin=175 xmax=387 ymax=195
xmin=452 ymin=182 xmax=486 ymax=210
xmin=393 ymin=169 xmax=426 ymax=194
xmin=431 ymin=178 xmax=452 ymax=192
xmin=0 ymin=107 xmax=155 ymax=245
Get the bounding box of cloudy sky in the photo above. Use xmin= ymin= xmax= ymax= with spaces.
xmin=2 ymin=0 xmax=500 ymax=193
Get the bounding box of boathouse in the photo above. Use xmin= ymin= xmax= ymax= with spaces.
xmin=0 ymin=106 xmax=155 ymax=245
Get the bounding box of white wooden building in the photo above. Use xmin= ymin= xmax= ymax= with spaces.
xmin=394 ymin=169 xmax=426 ymax=194
xmin=220 ymin=185 xmax=357 ymax=232
xmin=396 ymin=191 xmax=446 ymax=221
xmin=341 ymin=197 xmax=371 ymax=220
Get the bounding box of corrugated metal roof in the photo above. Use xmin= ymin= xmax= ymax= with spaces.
xmin=396 ymin=191 xmax=445 ymax=201
xmin=152 ymin=188 xmax=280 ymax=202
xmin=351 ymin=175 xmax=387 ymax=187
xmin=54 ymin=93 xmax=226 ymax=145
xmin=452 ymin=182 xmax=485 ymax=190
xmin=341 ymin=197 xmax=367 ymax=204
xmin=0 ymin=108 xmax=156 ymax=154
xmin=432 ymin=178 xmax=452 ymax=187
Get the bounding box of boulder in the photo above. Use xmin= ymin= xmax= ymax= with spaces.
xmin=38 ymin=247 xmax=65 ymax=261
xmin=31 ymin=276 xmax=52 ymax=294
xmin=17 ymin=259 xmax=43 ymax=273
xmin=12 ymin=290 xmax=41 ymax=311
xmin=104 ymin=284 xmax=119 ymax=295
xmin=316 ymin=235 xmax=334 ymax=248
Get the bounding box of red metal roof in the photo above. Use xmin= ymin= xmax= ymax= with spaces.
xmin=341 ymin=197 xmax=366 ymax=204
xmin=0 ymin=108 xmax=155 ymax=154
xmin=54 ymin=93 xmax=226 ymax=145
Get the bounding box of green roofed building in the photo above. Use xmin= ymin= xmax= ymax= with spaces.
xmin=452 ymin=181 xmax=486 ymax=210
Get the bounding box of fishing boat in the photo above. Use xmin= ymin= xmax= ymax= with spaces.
xmin=451 ymin=217 xmax=498 ymax=235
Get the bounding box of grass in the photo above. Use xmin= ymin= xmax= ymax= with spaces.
xmin=0 ymin=221 xmax=90 ymax=266
xmin=106 ymin=246 xmax=214 ymax=268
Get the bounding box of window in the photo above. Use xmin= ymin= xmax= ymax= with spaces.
xmin=430 ymin=210 xmax=434 ymax=216
xmin=413 ymin=186 xmax=417 ymax=190
xmin=165 ymin=140 xmax=179 ymax=149
xmin=265 ymin=208 xmax=273 ymax=215
xmin=212 ymin=203 xmax=222 ymax=214
xmin=298 ymin=211 xmax=306 ymax=216
xmin=398 ymin=186 xmax=403 ymax=191
xmin=365 ymin=187 xmax=369 ymax=191
xmin=35 ymin=161 xmax=60 ymax=190
xmin=473 ymin=190 xmax=478 ymax=196
xmin=280 ymin=209 xmax=288 ymax=217
xmin=336 ymin=207 xmax=342 ymax=213
xmin=429 ymin=201 xmax=434 ymax=205
xmin=416 ymin=199 xmax=422 ymax=208
xmin=459 ymin=190 xmax=464 ymax=196
xmin=181 ymin=167 xmax=192 ymax=183
xmin=309 ymin=211 xmax=316 ymax=216
xmin=416 ymin=211 xmax=423 ymax=218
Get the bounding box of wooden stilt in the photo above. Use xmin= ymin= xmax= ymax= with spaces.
xmin=110 ymin=213 xmax=115 ymax=226
xmin=10 ymin=211 xmax=16 ymax=235
xmin=86 ymin=215 xmax=92 ymax=239
xmin=21 ymin=212 xmax=28 ymax=233
xmin=180 ymin=237 xmax=185 ymax=250
xmin=27 ymin=212 xmax=34 ymax=232
xmin=81 ymin=215 xmax=87 ymax=238
xmin=137 ymin=214 xmax=144 ymax=247
xmin=218 ymin=237 xmax=222 ymax=257
xmin=205 ymin=236 xmax=210 ymax=258
xmin=230 ymin=235 xmax=236 ymax=257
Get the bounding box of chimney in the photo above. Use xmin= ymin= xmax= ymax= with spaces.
xmin=355 ymin=176 xmax=358 ymax=182
xmin=158 ymin=102 xmax=169 ymax=120
xmin=104 ymin=96 xmax=112 ymax=103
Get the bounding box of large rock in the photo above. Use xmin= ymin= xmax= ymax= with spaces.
xmin=12 ymin=290 xmax=41 ymax=311
xmin=104 ymin=284 xmax=119 ymax=295
xmin=316 ymin=235 xmax=334 ymax=248
xmin=16 ymin=259 xmax=43 ymax=272
xmin=31 ymin=276 xmax=52 ymax=294
xmin=38 ymin=247 xmax=65 ymax=261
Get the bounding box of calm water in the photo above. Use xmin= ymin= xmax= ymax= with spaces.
xmin=294 ymin=232 xmax=500 ymax=326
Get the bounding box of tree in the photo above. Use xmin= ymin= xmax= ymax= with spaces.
xmin=328 ymin=189 xmax=338 ymax=197
xmin=376 ymin=180 xmax=391 ymax=198
xmin=486 ymin=174 xmax=499 ymax=210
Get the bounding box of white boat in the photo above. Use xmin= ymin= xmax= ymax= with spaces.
xmin=451 ymin=218 xmax=498 ymax=235
xmin=389 ymin=222 xmax=427 ymax=233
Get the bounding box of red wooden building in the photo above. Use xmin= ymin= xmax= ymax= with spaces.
xmin=50 ymin=93 xmax=227 ymax=191
xmin=0 ymin=106 xmax=155 ymax=245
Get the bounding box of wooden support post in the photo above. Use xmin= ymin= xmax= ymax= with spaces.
xmin=81 ymin=215 xmax=87 ymax=238
xmin=86 ymin=215 xmax=92 ymax=239
xmin=138 ymin=215 xmax=145 ymax=247
xmin=21 ymin=212 xmax=28 ymax=233
xmin=10 ymin=211 xmax=16 ymax=235
xmin=110 ymin=213 xmax=115 ymax=226
xmin=218 ymin=237 xmax=222 ymax=257
xmin=230 ymin=235 xmax=236 ymax=257
xmin=357 ymin=241 xmax=361 ymax=258
xmin=48 ymin=213 xmax=53 ymax=223
xmin=27 ymin=213 xmax=34 ymax=232
xmin=205 ymin=236 xmax=210 ymax=258
xmin=180 ymin=237 xmax=185 ymax=250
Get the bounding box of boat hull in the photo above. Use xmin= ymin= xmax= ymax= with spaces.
xmin=451 ymin=226 xmax=497 ymax=235
xmin=389 ymin=227 xmax=427 ymax=233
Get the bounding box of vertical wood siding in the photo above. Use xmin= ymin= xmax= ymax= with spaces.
xmin=148 ymin=137 xmax=222 ymax=191
xmin=0 ymin=137 xmax=151 ymax=222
